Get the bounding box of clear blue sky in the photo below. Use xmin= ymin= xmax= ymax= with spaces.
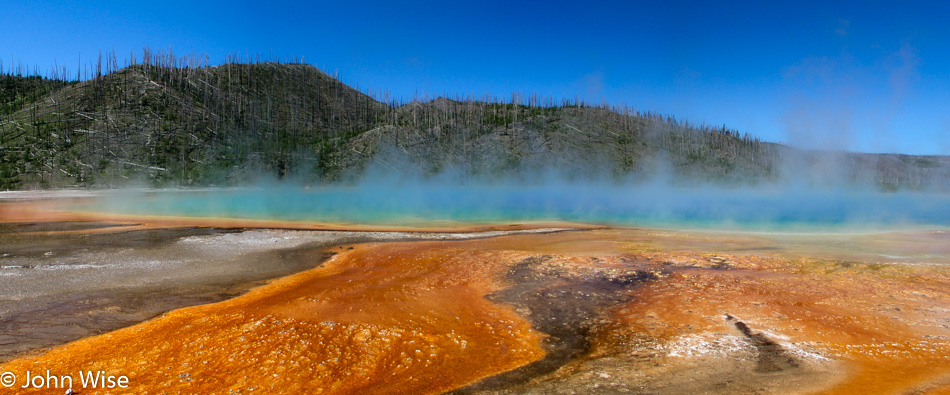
xmin=3 ymin=0 xmax=949 ymax=154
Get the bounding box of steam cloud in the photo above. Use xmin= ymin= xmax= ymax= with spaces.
xmin=90 ymin=149 xmax=950 ymax=232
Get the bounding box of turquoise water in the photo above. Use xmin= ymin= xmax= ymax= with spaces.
xmin=80 ymin=184 xmax=950 ymax=231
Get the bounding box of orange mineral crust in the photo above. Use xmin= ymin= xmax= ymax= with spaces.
xmin=2 ymin=228 xmax=949 ymax=394
xmin=590 ymin=230 xmax=950 ymax=394
xmin=0 ymin=241 xmax=546 ymax=394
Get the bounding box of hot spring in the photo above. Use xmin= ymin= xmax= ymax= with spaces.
xmin=75 ymin=183 xmax=950 ymax=231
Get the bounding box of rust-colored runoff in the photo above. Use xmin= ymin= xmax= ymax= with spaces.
xmin=0 ymin=240 xmax=545 ymax=394
xmin=1 ymin=227 xmax=949 ymax=393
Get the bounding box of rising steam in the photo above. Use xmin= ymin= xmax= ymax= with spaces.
xmin=88 ymin=150 xmax=950 ymax=232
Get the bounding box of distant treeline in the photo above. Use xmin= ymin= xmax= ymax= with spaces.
xmin=1 ymin=48 xmax=947 ymax=190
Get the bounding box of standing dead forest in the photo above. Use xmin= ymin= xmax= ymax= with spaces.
xmin=1 ymin=48 xmax=948 ymax=190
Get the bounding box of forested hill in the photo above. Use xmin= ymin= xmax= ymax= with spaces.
xmin=1 ymin=59 xmax=948 ymax=190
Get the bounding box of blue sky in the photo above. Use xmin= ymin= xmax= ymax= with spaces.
xmin=2 ymin=0 xmax=948 ymax=154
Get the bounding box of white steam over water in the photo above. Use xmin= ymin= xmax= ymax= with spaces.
xmin=83 ymin=179 xmax=950 ymax=232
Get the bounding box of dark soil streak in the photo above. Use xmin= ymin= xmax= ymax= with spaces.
xmin=725 ymin=314 xmax=800 ymax=373
xmin=452 ymin=256 xmax=663 ymax=393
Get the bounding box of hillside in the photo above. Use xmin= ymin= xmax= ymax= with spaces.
xmin=1 ymin=61 xmax=948 ymax=190
xmin=0 ymin=62 xmax=386 ymax=188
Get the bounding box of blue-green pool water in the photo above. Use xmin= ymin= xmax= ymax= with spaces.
xmin=78 ymin=184 xmax=950 ymax=232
